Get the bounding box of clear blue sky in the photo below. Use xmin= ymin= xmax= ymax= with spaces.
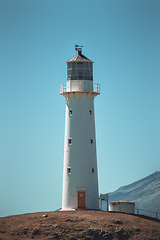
xmin=0 ymin=0 xmax=160 ymax=217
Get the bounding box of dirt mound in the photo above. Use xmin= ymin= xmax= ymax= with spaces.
xmin=0 ymin=210 xmax=160 ymax=239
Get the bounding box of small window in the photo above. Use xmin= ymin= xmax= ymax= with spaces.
xmin=91 ymin=139 xmax=93 ymax=144
xmin=92 ymin=168 xmax=94 ymax=173
xmin=67 ymin=167 xmax=71 ymax=174
xmin=68 ymin=138 xmax=72 ymax=145
xmin=69 ymin=109 xmax=72 ymax=116
xmin=89 ymin=110 xmax=92 ymax=115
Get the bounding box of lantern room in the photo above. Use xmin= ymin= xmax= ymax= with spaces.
xmin=66 ymin=45 xmax=94 ymax=82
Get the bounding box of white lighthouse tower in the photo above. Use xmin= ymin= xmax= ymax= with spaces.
xmin=60 ymin=46 xmax=100 ymax=210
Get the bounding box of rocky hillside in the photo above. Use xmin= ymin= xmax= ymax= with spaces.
xmin=102 ymin=171 xmax=160 ymax=218
xmin=0 ymin=210 xmax=160 ymax=239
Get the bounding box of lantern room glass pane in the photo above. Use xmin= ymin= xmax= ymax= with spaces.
xmin=89 ymin=63 xmax=92 ymax=69
xmin=78 ymin=69 xmax=84 ymax=75
xmin=67 ymin=61 xmax=93 ymax=81
xmin=78 ymin=75 xmax=83 ymax=80
xmin=84 ymin=62 xmax=88 ymax=67
xmin=89 ymin=69 xmax=92 ymax=75
xmin=84 ymin=69 xmax=89 ymax=75
xmin=67 ymin=70 xmax=71 ymax=75
xmin=71 ymin=75 xmax=78 ymax=80
xmin=71 ymin=69 xmax=77 ymax=75
xmin=67 ymin=63 xmax=71 ymax=69
xmin=77 ymin=62 xmax=84 ymax=68
xmin=71 ymin=62 xmax=76 ymax=68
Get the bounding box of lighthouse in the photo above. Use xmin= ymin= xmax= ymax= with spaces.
xmin=60 ymin=46 xmax=100 ymax=210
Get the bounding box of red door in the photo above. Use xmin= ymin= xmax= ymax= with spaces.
xmin=78 ymin=191 xmax=86 ymax=209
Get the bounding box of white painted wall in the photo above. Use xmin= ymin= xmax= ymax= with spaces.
xmin=61 ymin=84 xmax=99 ymax=210
xmin=109 ymin=201 xmax=135 ymax=214
xmin=67 ymin=80 xmax=93 ymax=92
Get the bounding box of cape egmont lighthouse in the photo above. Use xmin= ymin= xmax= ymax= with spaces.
xmin=60 ymin=46 xmax=100 ymax=210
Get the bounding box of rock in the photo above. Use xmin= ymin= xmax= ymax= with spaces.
xmin=66 ymin=218 xmax=77 ymax=222
xmin=131 ymin=226 xmax=140 ymax=235
xmin=50 ymin=233 xmax=59 ymax=239
xmin=115 ymin=227 xmax=124 ymax=234
xmin=54 ymin=233 xmax=59 ymax=238
xmin=81 ymin=231 xmax=86 ymax=238
xmin=47 ymin=238 xmax=59 ymax=240
xmin=104 ymin=233 xmax=113 ymax=240
xmin=114 ymin=227 xmax=129 ymax=239
xmin=42 ymin=214 xmax=48 ymax=218
xmin=22 ymin=228 xmax=28 ymax=234
xmin=132 ymin=226 xmax=140 ymax=232
xmin=85 ymin=228 xmax=101 ymax=236
xmin=85 ymin=228 xmax=113 ymax=239
xmin=32 ymin=229 xmax=40 ymax=235
xmin=113 ymin=220 xmax=123 ymax=224
xmin=100 ymin=230 xmax=105 ymax=236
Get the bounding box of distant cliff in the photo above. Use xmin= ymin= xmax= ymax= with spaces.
xmin=101 ymin=171 xmax=160 ymax=218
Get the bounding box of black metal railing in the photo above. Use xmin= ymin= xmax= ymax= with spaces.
xmin=100 ymin=200 xmax=160 ymax=219
xmin=137 ymin=208 xmax=160 ymax=219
